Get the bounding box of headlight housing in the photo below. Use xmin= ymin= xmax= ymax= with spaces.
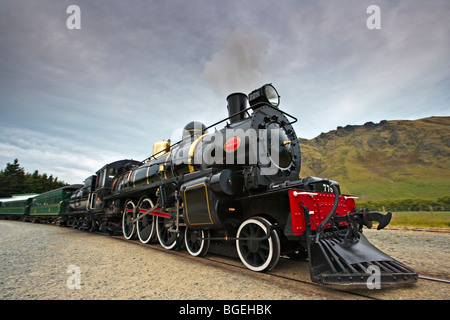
xmin=248 ymin=84 xmax=280 ymax=109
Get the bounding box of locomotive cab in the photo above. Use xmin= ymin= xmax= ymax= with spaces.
xmin=89 ymin=159 xmax=141 ymax=212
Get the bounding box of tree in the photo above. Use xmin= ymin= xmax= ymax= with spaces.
xmin=0 ymin=159 xmax=25 ymax=197
xmin=0 ymin=159 xmax=66 ymax=197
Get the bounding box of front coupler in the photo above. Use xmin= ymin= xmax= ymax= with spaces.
xmin=303 ymin=205 xmax=418 ymax=286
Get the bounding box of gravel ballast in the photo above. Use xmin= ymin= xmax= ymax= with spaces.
xmin=1 ymin=220 xmax=448 ymax=300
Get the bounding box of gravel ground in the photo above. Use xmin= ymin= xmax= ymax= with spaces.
xmin=0 ymin=220 xmax=338 ymax=300
xmin=0 ymin=220 xmax=448 ymax=300
xmin=364 ymin=227 xmax=450 ymax=279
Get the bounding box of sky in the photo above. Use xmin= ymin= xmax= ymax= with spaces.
xmin=0 ymin=0 xmax=449 ymax=184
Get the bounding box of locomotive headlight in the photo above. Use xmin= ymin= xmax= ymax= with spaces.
xmin=264 ymin=85 xmax=280 ymax=106
xmin=248 ymin=84 xmax=280 ymax=109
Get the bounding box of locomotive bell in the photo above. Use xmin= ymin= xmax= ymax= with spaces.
xmin=227 ymin=93 xmax=248 ymax=124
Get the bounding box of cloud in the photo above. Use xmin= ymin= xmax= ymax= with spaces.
xmin=0 ymin=0 xmax=449 ymax=183
xmin=202 ymin=27 xmax=273 ymax=95
xmin=0 ymin=123 xmax=132 ymax=181
xmin=264 ymin=0 xmax=450 ymax=138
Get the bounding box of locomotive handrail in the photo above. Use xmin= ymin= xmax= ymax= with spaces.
xmin=293 ymin=191 xmax=318 ymax=197
xmin=204 ymin=106 xmax=252 ymax=132
xmin=142 ymin=107 xmax=252 ymax=163
xmin=142 ymin=102 xmax=298 ymax=163
xmin=249 ymin=102 xmax=298 ymax=125
xmin=142 ymin=139 xmax=182 ymax=163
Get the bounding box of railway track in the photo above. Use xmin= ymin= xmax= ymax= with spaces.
xmin=2 ymin=220 xmax=447 ymax=300
xmin=205 ymin=254 xmax=383 ymax=300
xmin=109 ymin=233 xmax=449 ymax=300
xmin=417 ymin=276 xmax=450 ymax=284
xmin=110 ymin=235 xmax=375 ymax=300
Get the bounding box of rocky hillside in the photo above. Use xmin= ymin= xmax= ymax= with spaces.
xmin=299 ymin=116 xmax=450 ymax=201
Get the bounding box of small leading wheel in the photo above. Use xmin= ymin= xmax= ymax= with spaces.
xmin=122 ymin=200 xmax=136 ymax=240
xmin=156 ymin=215 xmax=179 ymax=250
xmin=137 ymin=198 xmax=156 ymax=244
xmin=236 ymin=217 xmax=281 ymax=272
xmin=185 ymin=228 xmax=210 ymax=257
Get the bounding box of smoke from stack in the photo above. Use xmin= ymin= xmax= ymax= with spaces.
xmin=202 ymin=27 xmax=271 ymax=95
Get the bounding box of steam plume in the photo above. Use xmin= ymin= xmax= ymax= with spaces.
xmin=203 ymin=27 xmax=271 ymax=95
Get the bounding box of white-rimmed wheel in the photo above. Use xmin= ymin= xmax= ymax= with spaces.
xmin=156 ymin=215 xmax=179 ymax=250
xmin=122 ymin=200 xmax=136 ymax=240
xmin=137 ymin=198 xmax=156 ymax=244
xmin=236 ymin=217 xmax=281 ymax=272
xmin=185 ymin=228 xmax=210 ymax=257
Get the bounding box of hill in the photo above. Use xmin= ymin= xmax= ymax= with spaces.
xmin=299 ymin=116 xmax=450 ymax=201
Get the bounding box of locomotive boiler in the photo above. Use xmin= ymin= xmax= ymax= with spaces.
xmin=101 ymin=84 xmax=418 ymax=285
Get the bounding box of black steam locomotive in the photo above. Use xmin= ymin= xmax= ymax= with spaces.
xmin=56 ymin=84 xmax=419 ymax=285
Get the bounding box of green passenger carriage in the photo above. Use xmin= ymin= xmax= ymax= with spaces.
xmin=29 ymin=185 xmax=82 ymax=219
xmin=0 ymin=195 xmax=36 ymax=217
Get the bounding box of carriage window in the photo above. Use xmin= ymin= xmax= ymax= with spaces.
xmin=96 ymin=170 xmax=105 ymax=189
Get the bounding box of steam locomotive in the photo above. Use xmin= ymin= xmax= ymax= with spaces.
xmin=1 ymin=84 xmax=418 ymax=286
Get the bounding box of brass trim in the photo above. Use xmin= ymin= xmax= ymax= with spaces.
xmin=183 ymin=182 xmax=214 ymax=226
xmin=188 ymin=134 xmax=210 ymax=173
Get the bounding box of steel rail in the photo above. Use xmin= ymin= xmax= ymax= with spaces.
xmin=418 ymin=275 xmax=450 ymax=284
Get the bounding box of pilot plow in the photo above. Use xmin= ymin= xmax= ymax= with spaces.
xmin=289 ymin=185 xmax=418 ymax=286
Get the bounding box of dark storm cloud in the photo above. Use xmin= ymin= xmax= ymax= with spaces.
xmin=260 ymin=0 xmax=450 ymax=135
xmin=0 ymin=0 xmax=449 ymax=183
xmin=0 ymin=0 xmax=235 ymax=182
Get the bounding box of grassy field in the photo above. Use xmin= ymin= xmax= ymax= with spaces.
xmin=388 ymin=211 xmax=450 ymax=228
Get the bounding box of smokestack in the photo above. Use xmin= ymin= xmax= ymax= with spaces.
xmin=226 ymin=93 xmax=248 ymax=124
